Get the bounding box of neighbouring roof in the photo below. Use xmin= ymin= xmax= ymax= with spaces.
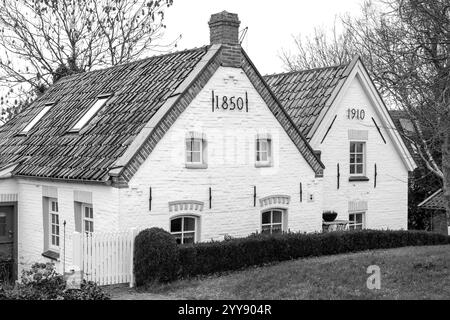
xmin=388 ymin=110 xmax=421 ymax=164
xmin=418 ymin=189 xmax=446 ymax=211
xmin=264 ymin=62 xmax=352 ymax=139
xmin=0 ymin=46 xmax=210 ymax=182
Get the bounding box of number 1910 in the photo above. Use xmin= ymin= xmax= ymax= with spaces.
xmin=347 ymin=108 xmax=365 ymax=120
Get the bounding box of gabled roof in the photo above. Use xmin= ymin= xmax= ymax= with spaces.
xmin=418 ymin=189 xmax=446 ymax=211
xmin=265 ymin=57 xmax=417 ymax=172
xmin=0 ymin=46 xmax=210 ymax=182
xmin=0 ymin=44 xmax=324 ymax=185
xmin=264 ymin=62 xmax=352 ymax=139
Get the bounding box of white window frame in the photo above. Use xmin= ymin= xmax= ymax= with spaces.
xmin=48 ymin=198 xmax=60 ymax=251
xmin=70 ymin=96 xmax=110 ymax=132
xmin=170 ymin=216 xmax=198 ymax=245
xmin=256 ymin=138 xmax=272 ymax=167
xmin=349 ymin=212 xmax=365 ymax=230
xmin=261 ymin=209 xmax=284 ymax=234
xmin=185 ymin=133 xmax=207 ymax=169
xmin=349 ymin=141 xmax=366 ymax=176
xmin=82 ymin=204 xmax=94 ymax=234
xmin=186 ymin=138 xmax=203 ymax=164
xmin=21 ymin=103 xmax=53 ymax=135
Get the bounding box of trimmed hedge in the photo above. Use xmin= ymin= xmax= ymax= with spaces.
xmin=177 ymin=230 xmax=450 ymax=278
xmin=134 ymin=228 xmax=180 ymax=286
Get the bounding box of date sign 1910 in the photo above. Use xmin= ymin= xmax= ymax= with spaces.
xmin=347 ymin=108 xmax=365 ymax=120
xmin=212 ymin=91 xmax=248 ymax=113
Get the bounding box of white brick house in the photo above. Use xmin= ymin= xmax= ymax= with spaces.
xmin=0 ymin=11 xmax=415 ymax=278
xmin=266 ymin=57 xmax=417 ymax=231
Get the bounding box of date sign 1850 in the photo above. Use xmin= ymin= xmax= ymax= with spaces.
xmin=212 ymin=91 xmax=248 ymax=113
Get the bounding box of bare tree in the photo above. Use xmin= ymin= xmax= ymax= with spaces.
xmin=280 ymin=18 xmax=358 ymax=71
xmin=0 ymin=0 xmax=178 ymax=122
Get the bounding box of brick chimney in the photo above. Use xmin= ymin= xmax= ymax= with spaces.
xmin=209 ymin=11 xmax=242 ymax=68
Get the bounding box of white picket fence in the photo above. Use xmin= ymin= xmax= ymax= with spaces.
xmin=73 ymin=229 xmax=139 ymax=287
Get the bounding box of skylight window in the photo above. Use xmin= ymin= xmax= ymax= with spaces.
xmin=21 ymin=103 xmax=53 ymax=134
xmin=70 ymin=95 xmax=110 ymax=132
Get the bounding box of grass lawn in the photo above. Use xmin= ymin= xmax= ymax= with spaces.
xmin=108 ymin=245 xmax=450 ymax=300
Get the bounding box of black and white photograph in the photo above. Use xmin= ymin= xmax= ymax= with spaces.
xmin=0 ymin=0 xmax=449 ymax=307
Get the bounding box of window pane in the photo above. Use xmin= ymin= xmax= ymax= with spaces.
xmin=183 ymin=232 xmax=195 ymax=244
xmin=350 ymin=154 xmax=355 ymax=164
xmin=350 ymin=143 xmax=356 ymax=153
xmin=272 ymin=224 xmax=282 ymax=234
xmin=356 ymin=214 xmax=363 ymax=224
xmin=356 ymin=143 xmax=363 ymax=153
xmin=174 ymin=234 xmax=182 ymax=245
xmin=56 ymin=237 xmax=59 ymax=246
xmin=85 ymin=221 xmax=89 ymax=232
xmin=356 ymin=164 xmax=363 ymax=174
xmin=183 ymin=217 xmax=195 ymax=232
xmin=191 ymin=151 xmax=201 ymax=163
xmin=272 ymin=211 xmax=282 ymax=223
xmin=171 ymin=218 xmax=182 ymax=233
xmin=260 ymin=140 xmax=268 ymax=152
xmin=90 ymin=208 xmax=93 ymax=219
xmin=356 ymin=154 xmax=363 ymax=164
xmin=349 ymin=214 xmax=355 ymax=223
xmin=0 ymin=217 xmax=6 ymax=236
xmin=261 ymin=225 xmax=271 ymax=234
xmin=262 ymin=211 xmax=271 ymax=224
xmin=192 ymin=140 xmax=201 ymax=152
xmin=350 ymin=165 xmax=355 ymax=174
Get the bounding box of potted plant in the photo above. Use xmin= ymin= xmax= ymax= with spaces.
xmin=322 ymin=211 xmax=338 ymax=222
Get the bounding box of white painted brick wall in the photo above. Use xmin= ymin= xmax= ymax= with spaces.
xmin=0 ymin=178 xmax=120 ymax=274
xmin=119 ymin=67 xmax=323 ymax=240
xmin=311 ymin=74 xmax=408 ymax=230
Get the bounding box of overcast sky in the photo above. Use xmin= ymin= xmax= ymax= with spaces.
xmin=163 ymin=0 xmax=364 ymax=75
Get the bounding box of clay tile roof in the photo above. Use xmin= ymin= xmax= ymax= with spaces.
xmin=264 ymin=63 xmax=350 ymax=139
xmin=418 ymin=189 xmax=446 ymax=211
xmin=0 ymin=46 xmax=210 ymax=182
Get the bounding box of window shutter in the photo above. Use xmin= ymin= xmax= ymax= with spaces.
xmin=74 ymin=202 xmax=82 ymax=233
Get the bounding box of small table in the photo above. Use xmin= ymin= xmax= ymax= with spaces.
xmin=322 ymin=220 xmax=350 ymax=232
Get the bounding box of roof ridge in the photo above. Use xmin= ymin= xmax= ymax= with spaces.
xmin=264 ymin=62 xmax=350 ymax=79
xmin=57 ymin=45 xmax=211 ymax=83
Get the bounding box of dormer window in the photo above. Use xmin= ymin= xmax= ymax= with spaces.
xmin=70 ymin=95 xmax=110 ymax=132
xmin=21 ymin=103 xmax=53 ymax=135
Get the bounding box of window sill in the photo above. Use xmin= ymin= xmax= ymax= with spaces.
xmin=255 ymin=162 xmax=272 ymax=168
xmin=42 ymin=250 xmax=60 ymax=261
xmin=349 ymin=176 xmax=370 ymax=182
xmin=185 ymin=163 xmax=208 ymax=169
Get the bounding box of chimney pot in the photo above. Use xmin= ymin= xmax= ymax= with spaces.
xmin=209 ymin=11 xmax=241 ymax=45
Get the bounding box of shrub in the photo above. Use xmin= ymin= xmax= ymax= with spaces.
xmin=62 ymin=280 xmax=110 ymax=300
xmin=134 ymin=228 xmax=180 ymax=286
xmin=0 ymin=262 xmax=110 ymax=300
xmin=177 ymin=230 xmax=450 ymax=279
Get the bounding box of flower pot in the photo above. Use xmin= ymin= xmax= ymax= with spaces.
xmin=323 ymin=211 xmax=338 ymax=222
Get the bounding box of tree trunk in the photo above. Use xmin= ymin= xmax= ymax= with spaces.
xmin=441 ymin=129 xmax=450 ymax=235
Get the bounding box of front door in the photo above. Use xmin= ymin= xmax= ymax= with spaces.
xmin=0 ymin=205 xmax=15 ymax=280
